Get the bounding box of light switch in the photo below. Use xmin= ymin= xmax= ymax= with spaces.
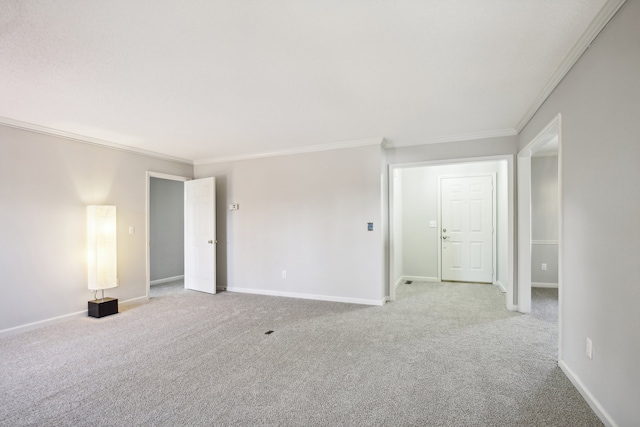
xmin=128 ymin=226 xmax=135 ymax=235
xmin=429 ymin=221 xmax=437 ymax=228
xmin=229 ymin=203 xmax=239 ymax=211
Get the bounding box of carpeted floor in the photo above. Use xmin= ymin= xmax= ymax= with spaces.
xmin=0 ymin=281 xmax=601 ymax=426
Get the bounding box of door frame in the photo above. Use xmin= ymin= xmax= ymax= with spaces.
xmin=517 ymin=114 xmax=562 ymax=315
xmin=145 ymin=171 xmax=191 ymax=299
xmin=437 ymin=173 xmax=497 ymax=284
xmin=388 ymin=154 xmax=515 ymax=310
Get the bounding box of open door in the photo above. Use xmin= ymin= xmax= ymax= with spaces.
xmin=184 ymin=177 xmax=216 ymax=294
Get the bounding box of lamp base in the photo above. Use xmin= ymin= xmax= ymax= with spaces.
xmin=88 ymin=297 xmax=118 ymax=318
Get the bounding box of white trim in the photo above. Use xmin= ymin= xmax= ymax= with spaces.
xmin=559 ymin=360 xmax=619 ymax=427
xmin=0 ymin=294 xmax=149 ymax=338
xmin=195 ymin=137 xmax=384 ymax=165
xmin=393 ymin=277 xmax=404 ymax=294
xmin=386 ymin=129 xmax=517 ymax=148
xmin=145 ymin=171 xmax=192 ymax=300
xmin=0 ymin=116 xmax=193 ymax=165
xmin=532 ymin=282 xmax=559 ymax=289
xmin=0 ymin=309 xmax=88 ymax=338
xmin=496 ymin=281 xmax=506 ymax=293
xmin=120 ymin=295 xmax=149 ymax=306
xmin=225 ymin=287 xmax=385 ymax=306
xmin=531 ymin=240 xmax=559 ymax=245
xmin=150 ymin=275 xmax=185 ymax=286
xmin=516 ymin=0 xmax=627 ymax=132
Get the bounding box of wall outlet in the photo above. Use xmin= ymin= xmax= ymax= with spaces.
xmin=586 ymin=337 xmax=593 ymax=359
xmin=429 ymin=220 xmax=437 ymax=228
xmin=282 ymin=270 xmax=287 ymax=279
xmin=229 ymin=203 xmax=240 ymax=211
xmin=541 ymin=263 xmax=547 ymax=271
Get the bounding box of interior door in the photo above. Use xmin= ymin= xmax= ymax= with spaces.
xmin=441 ymin=175 xmax=494 ymax=283
xmin=184 ymin=177 xmax=216 ymax=294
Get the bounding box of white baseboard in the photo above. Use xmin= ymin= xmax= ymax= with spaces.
xmin=150 ymin=275 xmax=184 ymax=286
xmin=393 ymin=277 xmax=403 ymax=292
xmin=0 ymin=309 xmax=88 ymax=338
xmin=532 ymin=282 xmax=559 ymax=288
xmin=0 ymin=294 xmax=149 ymax=338
xmin=559 ymin=360 xmax=617 ymax=427
xmin=402 ymin=276 xmax=440 ymax=283
xmin=496 ymin=281 xmax=507 ymax=293
xmin=225 ymin=287 xmax=385 ymax=306
xmin=120 ymin=295 xmax=149 ymax=306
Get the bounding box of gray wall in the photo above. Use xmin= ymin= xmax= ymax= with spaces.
xmin=195 ymin=144 xmax=385 ymax=304
xmin=150 ymin=178 xmax=184 ymax=282
xmin=0 ymin=125 xmax=193 ymax=333
xmin=530 ymin=156 xmax=558 ymax=285
xmin=399 ymin=160 xmax=508 ymax=287
xmin=519 ymin=2 xmax=640 ymax=424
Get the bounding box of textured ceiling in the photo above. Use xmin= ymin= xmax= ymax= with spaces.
xmin=0 ymin=0 xmax=611 ymax=163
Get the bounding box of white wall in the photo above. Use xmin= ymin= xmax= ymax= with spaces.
xmin=519 ymin=2 xmax=640 ymax=424
xmin=149 ymin=177 xmax=184 ymax=282
xmin=530 ymin=156 xmax=558 ymax=285
xmin=194 ymin=144 xmax=385 ymax=305
xmin=0 ymin=125 xmax=193 ymax=334
xmin=399 ymin=160 xmax=507 ymax=287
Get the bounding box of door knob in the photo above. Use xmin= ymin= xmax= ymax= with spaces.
xmin=208 ymin=240 xmax=214 ymax=244
xmin=442 ymin=236 xmax=449 ymax=240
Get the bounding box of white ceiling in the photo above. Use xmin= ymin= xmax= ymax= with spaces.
xmin=0 ymin=1 xmax=616 ymax=163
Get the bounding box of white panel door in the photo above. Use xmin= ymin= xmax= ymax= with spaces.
xmin=441 ymin=175 xmax=493 ymax=283
xmin=184 ymin=177 xmax=216 ymax=294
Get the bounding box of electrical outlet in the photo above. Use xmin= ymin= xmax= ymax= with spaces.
xmin=541 ymin=263 xmax=547 ymax=271
xmin=282 ymin=270 xmax=287 ymax=279
xmin=586 ymin=338 xmax=593 ymax=359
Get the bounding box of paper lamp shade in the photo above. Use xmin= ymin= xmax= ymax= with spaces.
xmin=87 ymin=205 xmax=118 ymax=290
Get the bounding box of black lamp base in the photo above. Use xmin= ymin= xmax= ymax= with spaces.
xmin=88 ymin=297 xmax=118 ymax=318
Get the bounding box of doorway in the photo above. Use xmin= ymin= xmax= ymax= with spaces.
xmin=389 ymin=156 xmax=514 ymax=309
xmin=517 ymin=114 xmax=562 ymax=358
xmin=145 ymin=172 xmax=190 ymax=298
xmin=517 ymin=114 xmax=562 ymax=313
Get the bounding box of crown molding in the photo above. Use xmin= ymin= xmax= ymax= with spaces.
xmin=516 ymin=0 xmax=627 ymax=132
xmin=0 ymin=117 xmax=194 ymax=165
xmin=385 ymin=128 xmax=517 ymax=149
xmin=194 ymin=137 xmax=385 ymax=165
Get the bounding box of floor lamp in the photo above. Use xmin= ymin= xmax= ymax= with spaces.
xmin=87 ymin=205 xmax=119 ymax=318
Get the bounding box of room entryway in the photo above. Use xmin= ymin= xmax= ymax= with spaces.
xmin=146 ymin=172 xmax=189 ymax=298
xmin=388 ymin=157 xmax=512 ymax=308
